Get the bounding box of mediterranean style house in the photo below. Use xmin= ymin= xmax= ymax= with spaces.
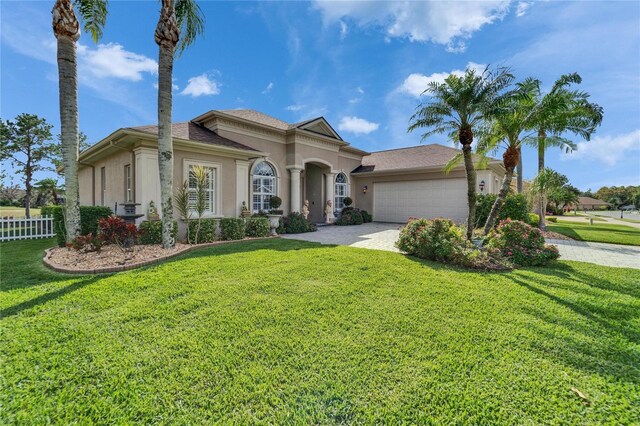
xmin=78 ymin=109 xmax=505 ymax=224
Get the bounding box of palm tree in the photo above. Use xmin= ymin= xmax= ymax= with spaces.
xmin=52 ymin=0 xmax=108 ymax=242
xmin=35 ymin=178 xmax=61 ymax=205
xmin=528 ymin=168 xmax=567 ymax=230
xmin=478 ymin=79 xmax=538 ymax=233
xmin=155 ymin=0 xmax=204 ymax=248
xmin=408 ymin=66 xmax=515 ymax=240
xmin=524 ymin=73 xmax=603 ymax=228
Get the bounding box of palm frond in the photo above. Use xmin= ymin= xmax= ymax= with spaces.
xmin=74 ymin=0 xmax=108 ymax=43
xmin=443 ymin=152 xmax=463 ymax=174
xmin=174 ymin=0 xmax=205 ymax=54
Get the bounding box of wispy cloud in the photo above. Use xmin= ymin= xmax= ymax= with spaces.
xmin=262 ymin=82 xmax=274 ymax=94
xmin=285 ymin=104 xmax=305 ymax=111
xmin=516 ymin=2 xmax=532 ymax=17
xmin=180 ymin=74 xmax=221 ymax=97
xmin=78 ymin=43 xmax=156 ymax=81
xmin=313 ymin=1 xmax=510 ymax=52
xmin=338 ymin=116 xmax=379 ymax=134
xmin=398 ymin=62 xmax=486 ymax=97
xmin=562 ymin=129 xmax=640 ymax=167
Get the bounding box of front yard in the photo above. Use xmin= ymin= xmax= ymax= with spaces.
xmin=547 ymin=221 xmax=640 ymax=246
xmin=1 ymin=238 xmax=638 ymax=423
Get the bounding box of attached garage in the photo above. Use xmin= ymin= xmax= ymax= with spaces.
xmin=350 ymin=144 xmax=505 ymax=223
xmin=373 ymin=179 xmax=468 ymax=223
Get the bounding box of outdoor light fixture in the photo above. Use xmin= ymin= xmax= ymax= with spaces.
xmin=362 ymin=185 xmax=368 ymax=194
xmin=479 ymin=180 xmax=486 ymax=192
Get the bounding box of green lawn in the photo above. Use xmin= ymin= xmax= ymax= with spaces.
xmin=1 ymin=239 xmax=639 ymax=424
xmin=547 ymin=221 xmax=640 ymax=246
xmin=0 ymin=206 xmax=41 ymax=217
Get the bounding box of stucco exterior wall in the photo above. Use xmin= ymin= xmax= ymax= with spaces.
xmin=79 ymin=149 xmax=135 ymax=213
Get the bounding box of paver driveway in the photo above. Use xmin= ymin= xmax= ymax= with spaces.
xmin=283 ymin=222 xmax=640 ymax=269
xmin=281 ymin=222 xmax=402 ymax=252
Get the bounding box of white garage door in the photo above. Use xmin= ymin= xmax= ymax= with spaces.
xmin=373 ymin=179 xmax=468 ymax=223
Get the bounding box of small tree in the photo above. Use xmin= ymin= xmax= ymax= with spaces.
xmin=191 ymin=165 xmax=209 ymax=244
xmin=528 ymin=168 xmax=566 ymax=230
xmin=35 ymin=178 xmax=61 ymax=205
xmin=174 ymin=181 xmax=192 ymax=243
xmin=0 ymin=114 xmax=55 ymax=218
xmin=50 ymin=132 xmax=90 ymax=173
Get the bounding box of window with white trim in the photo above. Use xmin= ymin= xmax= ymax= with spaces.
xmin=188 ymin=164 xmax=217 ymax=214
xmin=252 ymin=161 xmax=276 ymax=212
xmin=124 ymin=164 xmax=132 ymax=202
xmin=334 ymin=173 xmax=348 ymax=210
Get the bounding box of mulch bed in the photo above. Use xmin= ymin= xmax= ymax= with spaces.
xmin=43 ymin=237 xmax=278 ymax=274
xmin=541 ymin=230 xmax=573 ymax=240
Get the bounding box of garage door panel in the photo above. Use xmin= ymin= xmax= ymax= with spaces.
xmin=373 ymin=179 xmax=467 ymax=223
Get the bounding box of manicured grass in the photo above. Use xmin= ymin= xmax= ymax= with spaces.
xmin=547 ymin=221 xmax=640 ymax=246
xmin=0 ymin=206 xmax=41 ymax=217
xmin=619 ymin=217 xmax=640 ymax=224
xmin=1 ymin=239 xmax=639 ymax=424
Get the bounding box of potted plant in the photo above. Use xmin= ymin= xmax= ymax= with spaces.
xmin=267 ymin=196 xmax=283 ymax=235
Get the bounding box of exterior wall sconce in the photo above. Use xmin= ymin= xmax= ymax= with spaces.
xmin=479 ymin=180 xmax=485 ymax=193
xmin=362 ymin=185 xmax=368 ymax=194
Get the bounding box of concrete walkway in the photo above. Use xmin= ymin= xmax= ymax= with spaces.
xmin=283 ymin=222 xmax=640 ymax=269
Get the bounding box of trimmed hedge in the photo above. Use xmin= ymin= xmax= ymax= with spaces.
xmin=188 ymin=219 xmax=217 ymax=244
xmin=336 ymin=209 xmax=364 ymax=226
xmin=42 ymin=205 xmax=112 ymax=247
xmin=245 ymin=217 xmax=270 ymax=238
xmin=220 ymin=218 xmax=245 ymax=240
xmin=475 ymin=193 xmax=529 ymax=229
xmin=281 ymin=212 xmax=316 ymax=234
xmin=138 ymin=220 xmax=178 ymax=245
xmin=526 ymin=213 xmax=540 ymax=227
xmin=361 ymin=210 xmax=373 ymax=223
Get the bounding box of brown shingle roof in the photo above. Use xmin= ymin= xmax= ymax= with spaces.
xmin=576 ymin=196 xmax=610 ymax=206
xmin=351 ymin=144 xmax=494 ymax=174
xmin=218 ymin=109 xmax=291 ymax=130
xmin=129 ymin=121 xmax=259 ymax=152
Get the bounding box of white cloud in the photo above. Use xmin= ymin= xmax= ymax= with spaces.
xmin=153 ymin=78 xmax=179 ymax=91
xmin=262 ymin=82 xmax=274 ymax=94
xmin=339 ymin=20 xmax=348 ymax=40
xmin=285 ymin=104 xmax=305 ymax=111
xmin=77 ymin=43 xmax=157 ymax=81
xmin=516 ymin=2 xmax=531 ymax=17
xmin=357 ymin=87 xmax=365 ymax=94
xmin=562 ymin=129 xmax=640 ymax=167
xmin=338 ymin=116 xmax=379 ymax=134
xmin=313 ymin=1 xmax=510 ymax=51
xmin=398 ymin=62 xmax=486 ymax=97
xmin=180 ymin=74 xmax=221 ymax=97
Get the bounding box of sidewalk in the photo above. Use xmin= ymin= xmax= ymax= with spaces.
xmin=546 ymin=239 xmax=640 ymax=269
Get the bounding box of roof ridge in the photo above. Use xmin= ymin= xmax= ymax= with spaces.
xmin=368 ymin=143 xmax=459 ymax=154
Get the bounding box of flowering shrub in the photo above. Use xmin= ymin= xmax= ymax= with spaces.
xmin=66 ymin=233 xmax=104 ymax=253
xmin=486 ymin=219 xmax=559 ymax=266
xmin=335 ymin=209 xmax=364 ymax=226
xmin=98 ymin=216 xmax=140 ymax=249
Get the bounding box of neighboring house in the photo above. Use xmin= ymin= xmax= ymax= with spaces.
xmin=565 ymin=196 xmax=610 ymax=211
xmin=77 ymin=109 xmax=505 ymax=224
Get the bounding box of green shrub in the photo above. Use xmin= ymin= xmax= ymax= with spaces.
xmin=526 ymin=213 xmax=540 ymax=227
xmin=281 ymin=212 xmax=316 ymax=234
xmin=360 ymin=210 xmax=373 ymax=223
xmin=188 ymin=219 xmax=217 ymax=244
xmin=486 ymin=220 xmax=559 ymax=266
xmin=343 ymin=197 xmax=353 ymax=207
xmin=547 ymin=217 xmax=557 ymax=223
xmin=42 ymin=205 xmax=112 ymax=247
xmin=245 ymin=217 xmax=270 ymax=238
xmin=335 ymin=209 xmax=364 ymax=226
xmin=138 ymin=220 xmax=178 ymax=245
xmin=220 ymin=218 xmax=245 ymax=240
xmin=475 ymin=193 xmax=529 ymax=229
xmin=98 ymin=216 xmax=140 ymax=248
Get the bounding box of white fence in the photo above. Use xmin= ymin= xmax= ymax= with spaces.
xmin=0 ymin=215 xmax=56 ymax=242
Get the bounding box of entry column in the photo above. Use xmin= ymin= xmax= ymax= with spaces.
xmin=289 ymin=167 xmax=302 ymax=213
xmin=325 ymin=172 xmax=335 ymax=219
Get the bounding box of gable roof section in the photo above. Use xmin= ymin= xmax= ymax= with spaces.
xmin=290 ymin=117 xmax=343 ymax=140
xmin=129 ymin=121 xmax=259 ymax=152
xmin=576 ymin=196 xmax=610 ymax=206
xmin=351 ymin=144 xmax=497 ymax=174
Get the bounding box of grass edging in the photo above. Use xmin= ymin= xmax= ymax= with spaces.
xmin=42 ymin=236 xmax=280 ymax=275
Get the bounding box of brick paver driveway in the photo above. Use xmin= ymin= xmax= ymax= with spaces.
xmin=283 ymin=223 xmax=640 ymax=269
xmin=281 ymin=222 xmax=402 ymax=252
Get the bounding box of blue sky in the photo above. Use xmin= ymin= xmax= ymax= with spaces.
xmin=2 ymin=0 xmax=639 ymax=191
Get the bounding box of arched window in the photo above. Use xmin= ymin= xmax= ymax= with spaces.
xmin=252 ymin=161 xmax=276 ymax=212
xmin=334 ymin=173 xmax=348 ymax=211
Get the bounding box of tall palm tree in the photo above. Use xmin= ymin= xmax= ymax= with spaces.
xmin=155 ymin=0 xmax=204 ymax=248
xmin=478 ymin=79 xmax=538 ymax=233
xmin=408 ymin=66 xmax=515 ymax=240
xmin=528 ymin=168 xmax=567 ymax=230
xmin=524 ymin=73 xmax=603 ymax=227
xmin=52 ymin=0 xmax=108 ymax=242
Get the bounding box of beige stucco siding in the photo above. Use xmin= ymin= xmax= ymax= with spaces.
xmin=78 ymin=166 xmax=94 ymax=206
xmin=79 ymin=149 xmax=134 ymax=212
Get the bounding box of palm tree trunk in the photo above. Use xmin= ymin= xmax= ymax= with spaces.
xmin=516 ymin=150 xmax=523 ymax=193
xmin=537 ymin=129 xmax=546 ymax=229
xmin=57 ymin=36 xmax=81 ymax=240
xmin=155 ymin=0 xmax=179 ymax=249
xmin=459 ymin=126 xmax=476 ymax=240
xmin=483 ymin=167 xmax=515 ymax=233
xmin=157 ymin=46 xmax=175 ymax=249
